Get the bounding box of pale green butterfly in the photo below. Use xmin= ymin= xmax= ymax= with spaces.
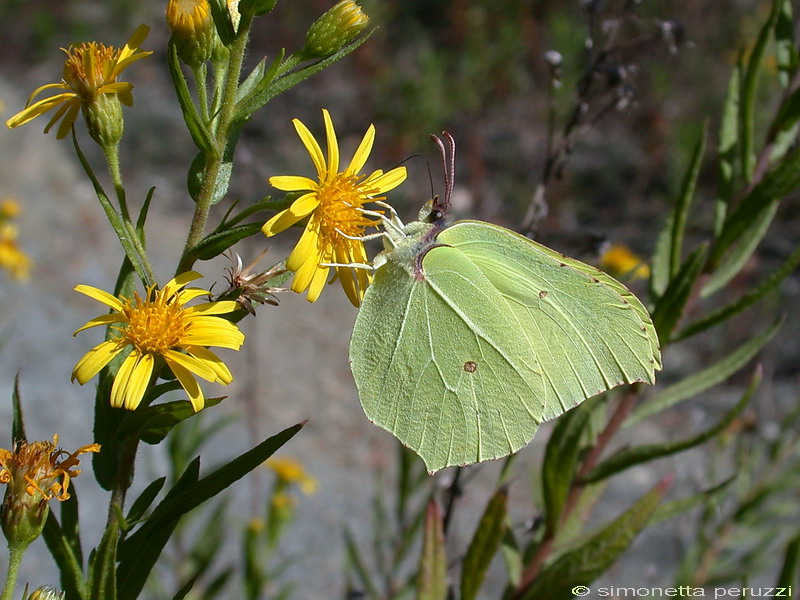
xmin=349 ymin=133 xmax=661 ymax=473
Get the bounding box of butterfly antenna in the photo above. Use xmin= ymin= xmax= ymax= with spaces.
xmin=430 ymin=132 xmax=456 ymax=216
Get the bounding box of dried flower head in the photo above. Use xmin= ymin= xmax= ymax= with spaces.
xmin=223 ymin=249 xmax=287 ymax=315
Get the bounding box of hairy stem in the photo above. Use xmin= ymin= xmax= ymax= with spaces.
xmin=0 ymin=543 xmax=27 ymax=600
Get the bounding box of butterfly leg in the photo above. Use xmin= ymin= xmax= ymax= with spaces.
xmin=335 ymin=229 xmax=388 ymax=242
xmin=358 ymin=207 xmax=405 ymax=239
xmin=373 ymin=200 xmax=406 ymax=230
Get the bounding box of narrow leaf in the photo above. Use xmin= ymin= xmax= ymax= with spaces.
xmin=677 ymin=242 xmax=800 ymax=339
xmin=649 ymin=212 xmax=674 ymax=299
xmin=60 ymin=486 xmax=83 ymax=565
xmin=584 ymin=368 xmax=759 ymax=483
xmin=208 ymin=0 xmax=235 ymax=46
xmin=702 ymin=201 xmax=778 ymax=298
xmin=43 ymin=513 xmax=88 ymax=600
xmin=711 ymin=139 xmax=800 ymax=269
xmin=192 ymin=223 xmax=263 ymax=261
xmin=501 ymin=528 xmax=523 ymax=588
xmin=126 ymin=477 xmax=166 ymax=525
xmin=117 ymin=423 xmax=303 ymax=600
xmin=715 ymin=61 xmax=742 ymax=236
xmin=417 ymin=500 xmax=447 ymax=600
xmin=651 ymin=243 xmax=708 ymax=342
xmin=235 ymin=31 xmax=373 ymax=118
xmin=119 ymin=396 xmax=225 ymax=445
xmin=627 ymin=316 xmax=781 ymax=426
xmin=777 ymin=534 xmax=800 ymax=588
xmin=461 ymin=488 xmax=508 ymax=600
xmin=344 ymin=528 xmax=381 ymax=600
xmin=11 ymin=373 xmax=25 ymax=444
xmin=89 ymin=524 xmax=118 ymax=600
xmin=519 ymin=478 xmax=670 ymax=600
xmin=670 ymin=122 xmax=708 ymax=275
xmin=775 ymin=0 xmax=797 ymax=88
xmin=541 ymin=403 xmax=593 ymax=533
xmin=740 ymin=0 xmax=781 ymax=181
xmin=236 ymin=50 xmax=284 ymax=106
xmin=651 ymin=476 xmax=736 ymax=526
xmin=167 ymin=40 xmax=215 ymax=154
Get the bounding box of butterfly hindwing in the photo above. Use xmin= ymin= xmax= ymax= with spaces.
xmin=350 ymin=246 xmax=546 ymax=472
xmin=437 ymin=221 xmax=660 ymax=421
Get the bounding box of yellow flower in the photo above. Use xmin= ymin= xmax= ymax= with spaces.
xmin=599 ymin=244 xmax=651 ymax=280
xmin=5 ymin=25 xmax=152 ymax=139
xmin=71 ymin=272 xmax=244 ymax=412
xmin=263 ymin=109 xmax=406 ymax=306
xmin=0 ymin=198 xmax=21 ymax=220
xmin=0 ymin=224 xmax=31 ymax=281
xmin=266 ymin=457 xmax=318 ymax=495
xmin=0 ymin=436 xmax=99 ymax=547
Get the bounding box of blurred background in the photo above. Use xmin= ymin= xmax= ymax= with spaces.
xmin=0 ymin=0 xmax=798 ymax=597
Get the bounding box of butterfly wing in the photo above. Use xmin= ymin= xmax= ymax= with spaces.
xmin=350 ymin=249 xmax=546 ymax=473
xmin=437 ymin=221 xmax=661 ymax=422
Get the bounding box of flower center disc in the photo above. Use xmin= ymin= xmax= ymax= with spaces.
xmin=123 ymin=293 xmax=187 ymax=354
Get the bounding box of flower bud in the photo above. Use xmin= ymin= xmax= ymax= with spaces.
xmin=302 ymin=0 xmax=369 ymax=60
xmin=25 ymin=585 xmax=66 ymax=600
xmin=83 ymin=92 xmax=124 ymax=148
xmin=167 ymin=0 xmax=219 ymax=67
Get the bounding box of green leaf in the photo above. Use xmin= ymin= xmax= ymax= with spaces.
xmin=235 ymin=31 xmax=374 ymax=118
xmin=541 ymin=403 xmax=593 ymax=533
xmin=670 ymin=122 xmax=708 ymax=275
xmin=519 ymin=478 xmax=669 ymax=600
xmin=627 ymin=317 xmax=781 ymax=426
xmin=208 ymin=0 xmax=236 ymax=46
xmin=118 ymin=396 xmax=225 ymax=445
xmin=126 ymin=477 xmax=166 ymax=525
xmin=649 ymin=212 xmax=674 ymax=299
xmin=167 ymin=40 xmax=215 ymax=154
xmin=777 ymin=534 xmax=800 ymax=588
xmin=650 ymin=476 xmax=736 ymax=526
xmin=651 ymin=243 xmax=707 ymax=342
xmin=11 ymin=372 xmax=25 ymax=444
xmin=677 ymin=242 xmax=800 ymax=340
xmin=236 ymin=50 xmax=284 ymax=106
xmin=703 ymin=201 xmax=778 ymax=298
xmin=710 ymin=133 xmax=800 ymax=273
xmin=60 ymin=485 xmax=83 ymax=565
xmin=43 ymin=512 xmax=88 ymax=600
xmin=501 ymin=528 xmax=523 ymax=588
xmin=715 ymin=61 xmax=742 ymax=236
xmin=344 ymin=528 xmax=380 ymax=600
xmin=89 ymin=524 xmax=119 ymax=600
xmin=461 ymin=488 xmax=508 ymax=600
xmin=116 ymin=423 xmax=303 ymax=600
xmin=417 ymin=500 xmax=447 ymax=600
xmin=192 ymin=222 xmax=263 ymax=262
xmin=740 ymin=0 xmax=781 ymax=181
xmin=583 ymin=369 xmax=759 ymax=483
xmin=775 ymin=0 xmax=797 ymax=88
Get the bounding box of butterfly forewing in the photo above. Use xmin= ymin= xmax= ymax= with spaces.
xmin=437 ymin=221 xmax=661 ymax=422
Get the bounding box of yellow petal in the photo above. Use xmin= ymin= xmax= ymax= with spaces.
xmin=346 ymin=123 xmax=375 ymax=176
xmin=164 ymin=349 xmax=217 ymax=381
xmin=74 ymin=284 xmax=125 ymax=312
xmin=73 ymin=313 xmax=127 ymax=336
xmin=292 ymin=118 xmax=326 ymax=177
xmin=182 ymin=318 xmax=244 ymax=349
xmin=72 ymin=340 xmax=125 ymax=384
xmin=286 ymin=223 xmax=321 ymax=272
xmin=261 ymin=193 xmax=320 ymax=237
xmin=322 ymin=109 xmax=340 ymax=176
xmin=187 ymin=346 xmax=234 ymax=384
xmin=110 ymin=351 xmax=140 ymax=409
xmin=163 ymin=271 xmax=203 ymax=296
xmin=123 ymin=353 xmax=155 ymax=410
xmin=290 ymin=253 xmax=320 ymax=293
xmin=306 ymin=263 xmax=331 ymax=303
xmin=185 ymin=300 xmax=240 ymax=316
xmin=53 ymin=102 xmax=81 ymax=139
xmin=5 ymin=93 xmax=76 ymax=128
xmin=119 ymin=24 xmax=151 ymax=63
xmin=175 ymin=287 xmax=212 ymax=304
xmin=269 ymin=175 xmax=317 ymax=192
xmin=167 ymin=360 xmax=205 ymax=412
xmin=365 ymin=166 xmax=407 ymax=194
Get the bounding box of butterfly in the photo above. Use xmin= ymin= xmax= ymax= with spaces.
xmin=349 ymin=133 xmax=661 ymax=473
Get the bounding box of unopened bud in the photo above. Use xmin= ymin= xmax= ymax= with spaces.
xmin=167 ymin=0 xmax=219 ymax=67
xmin=25 ymin=585 xmax=66 ymax=600
xmin=83 ymin=92 xmax=124 ymax=148
xmin=303 ymin=0 xmax=369 ymax=60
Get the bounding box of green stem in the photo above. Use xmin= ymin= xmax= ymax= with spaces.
xmin=101 ymin=144 xmax=156 ymax=286
xmin=177 ymin=12 xmax=254 ymax=275
xmin=0 ymin=543 xmax=28 ymax=600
